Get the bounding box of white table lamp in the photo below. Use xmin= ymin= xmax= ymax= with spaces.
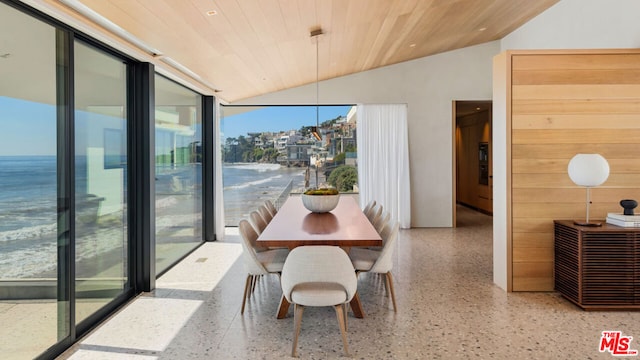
xmin=568 ymin=154 xmax=610 ymax=226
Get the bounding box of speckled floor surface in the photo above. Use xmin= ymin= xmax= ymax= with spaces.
xmin=57 ymin=207 xmax=640 ymax=359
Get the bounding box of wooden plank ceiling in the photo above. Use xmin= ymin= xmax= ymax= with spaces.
xmin=56 ymin=0 xmax=559 ymax=102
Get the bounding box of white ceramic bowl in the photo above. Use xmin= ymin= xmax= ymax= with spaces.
xmin=301 ymin=193 xmax=340 ymax=213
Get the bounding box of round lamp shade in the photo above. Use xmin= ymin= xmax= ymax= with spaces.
xmin=567 ymin=154 xmax=610 ymax=187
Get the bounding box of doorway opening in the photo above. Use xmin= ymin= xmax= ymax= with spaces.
xmin=453 ymin=100 xmax=493 ymax=227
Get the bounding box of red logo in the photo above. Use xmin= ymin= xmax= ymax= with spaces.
xmin=600 ymin=331 xmax=638 ymax=356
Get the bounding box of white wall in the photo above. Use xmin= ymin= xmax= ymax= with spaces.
xmin=501 ymin=0 xmax=640 ymax=50
xmin=491 ymin=53 xmax=508 ymax=290
xmin=232 ymin=41 xmax=500 ymax=227
xmin=492 ymin=0 xmax=640 ymax=290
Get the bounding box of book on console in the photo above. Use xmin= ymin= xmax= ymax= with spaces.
xmin=606 ymin=213 xmax=640 ymax=222
xmin=606 ymin=216 xmax=640 ymax=227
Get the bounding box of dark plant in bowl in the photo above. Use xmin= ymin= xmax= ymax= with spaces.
xmin=304 ymin=187 xmax=339 ymax=195
xmin=301 ymin=188 xmax=340 ymax=212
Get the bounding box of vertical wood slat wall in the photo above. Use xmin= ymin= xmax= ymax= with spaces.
xmin=505 ymin=49 xmax=640 ymax=291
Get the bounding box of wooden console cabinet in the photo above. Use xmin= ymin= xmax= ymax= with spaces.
xmin=554 ymin=220 xmax=640 ymax=310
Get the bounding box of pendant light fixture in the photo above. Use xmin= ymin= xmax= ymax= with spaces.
xmin=310 ymin=28 xmax=323 ymax=140
xmin=310 ymin=27 xmax=323 ymax=187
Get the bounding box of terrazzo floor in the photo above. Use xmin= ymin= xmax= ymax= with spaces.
xmin=57 ymin=207 xmax=640 ymax=359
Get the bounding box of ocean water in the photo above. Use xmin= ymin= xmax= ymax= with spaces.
xmin=0 ymin=156 xmax=307 ymax=277
xmin=222 ymin=163 xmax=307 ymax=226
xmin=0 ymin=156 xmax=58 ymax=278
xmin=0 ymin=156 xmax=57 ymax=239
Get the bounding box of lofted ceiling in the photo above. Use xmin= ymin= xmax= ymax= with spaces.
xmin=47 ymin=0 xmax=559 ymax=103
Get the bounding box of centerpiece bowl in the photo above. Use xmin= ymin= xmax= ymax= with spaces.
xmin=301 ymin=188 xmax=340 ymax=213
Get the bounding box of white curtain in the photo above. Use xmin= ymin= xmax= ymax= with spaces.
xmin=357 ymin=104 xmax=411 ymax=229
xmin=214 ymin=100 xmax=225 ymax=240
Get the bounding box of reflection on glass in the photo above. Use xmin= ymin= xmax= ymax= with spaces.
xmin=0 ymin=3 xmax=62 ymax=358
xmin=155 ymin=75 xmax=202 ymax=274
xmin=74 ymin=42 xmax=128 ymax=324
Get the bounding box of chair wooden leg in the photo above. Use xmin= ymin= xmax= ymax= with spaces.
xmin=383 ymin=272 xmax=390 ymax=296
xmin=251 ymin=275 xmax=258 ymax=295
xmin=292 ymin=304 xmax=304 ymax=357
xmin=241 ymin=275 xmax=252 ymax=314
xmin=385 ymin=272 xmax=398 ymax=312
xmin=342 ymin=303 xmax=348 ymax=331
xmin=334 ymin=304 xmax=350 ymax=356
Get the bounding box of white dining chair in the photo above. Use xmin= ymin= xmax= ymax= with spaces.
xmin=366 ymin=203 xmax=382 ymax=224
xmin=238 ymin=220 xmax=289 ymax=315
xmin=281 ymin=245 xmax=357 ymax=357
xmin=349 ymin=221 xmax=399 ymax=312
xmin=368 ymin=210 xmax=391 ymax=250
xmin=249 ymin=211 xmax=269 ymax=238
xmin=258 ymin=204 xmax=273 ymax=223
xmin=373 ymin=210 xmax=390 ymax=234
xmin=362 ymin=199 xmax=376 ymax=215
xmin=251 ymin=209 xmax=289 ymax=251
xmin=265 ymin=199 xmax=278 ymax=217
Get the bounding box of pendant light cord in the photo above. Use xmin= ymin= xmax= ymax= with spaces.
xmin=310 ymin=28 xmax=322 ymax=188
xmin=315 ymin=36 xmax=319 ymax=187
xmin=316 ymin=36 xmax=319 ymax=129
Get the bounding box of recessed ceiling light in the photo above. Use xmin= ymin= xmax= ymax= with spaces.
xmin=206 ymin=10 xmax=218 ymax=16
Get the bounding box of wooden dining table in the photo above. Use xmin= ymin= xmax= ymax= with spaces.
xmin=257 ymin=195 xmax=382 ymax=319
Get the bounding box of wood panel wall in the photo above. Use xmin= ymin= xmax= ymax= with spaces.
xmin=503 ymin=50 xmax=640 ymax=291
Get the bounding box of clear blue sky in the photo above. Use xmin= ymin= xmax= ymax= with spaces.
xmin=0 ymin=97 xmax=57 ymax=156
xmin=0 ymin=96 xmax=353 ymax=155
xmin=221 ymin=105 xmax=353 ymax=141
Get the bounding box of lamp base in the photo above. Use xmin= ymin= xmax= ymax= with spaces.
xmin=573 ymin=220 xmax=603 ymax=227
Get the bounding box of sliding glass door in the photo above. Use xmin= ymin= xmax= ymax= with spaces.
xmin=0 ymin=2 xmax=66 ymax=358
xmin=73 ymin=41 xmax=129 ymax=324
xmin=154 ymin=75 xmax=203 ymax=274
xmin=0 ymin=2 xmax=132 ymax=357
